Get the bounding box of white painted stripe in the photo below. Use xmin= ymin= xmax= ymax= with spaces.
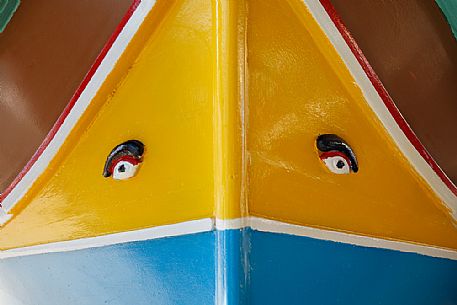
xmin=301 ymin=0 xmax=457 ymax=218
xmin=0 ymin=0 xmax=158 ymax=222
xmin=0 ymin=213 xmax=12 ymax=224
xmin=214 ymin=217 xmax=246 ymax=230
xmin=189 ymin=214 xmax=457 ymax=262
xmin=0 ymin=218 xmax=213 ymax=259
xmin=249 ymin=217 xmax=457 ymax=260
xmin=1 ymin=217 xmax=456 ymax=260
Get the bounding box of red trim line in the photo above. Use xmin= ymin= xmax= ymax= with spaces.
xmin=320 ymin=151 xmax=351 ymax=167
xmin=0 ymin=0 xmax=142 ymax=206
xmin=319 ymin=0 xmax=457 ymax=197
xmin=108 ymin=155 xmax=141 ymax=175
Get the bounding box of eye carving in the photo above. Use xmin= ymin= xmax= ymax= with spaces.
xmin=103 ymin=140 xmax=145 ymax=180
xmin=316 ymin=134 xmax=358 ymax=174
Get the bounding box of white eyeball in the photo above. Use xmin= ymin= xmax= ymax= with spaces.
xmin=103 ymin=140 xmax=144 ymax=180
xmin=112 ymin=160 xmax=139 ymax=180
xmin=320 ymin=152 xmax=351 ymax=174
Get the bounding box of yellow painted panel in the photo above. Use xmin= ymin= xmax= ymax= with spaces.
xmin=247 ymin=0 xmax=457 ymax=249
xmin=2 ymin=0 xmax=455 ymax=252
xmin=0 ymin=0 xmax=216 ymax=249
xmin=213 ymin=0 xmax=248 ymax=220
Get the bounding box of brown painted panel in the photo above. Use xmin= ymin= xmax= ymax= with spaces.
xmin=0 ymin=0 xmax=132 ymax=192
xmin=329 ymin=0 xmax=457 ymax=184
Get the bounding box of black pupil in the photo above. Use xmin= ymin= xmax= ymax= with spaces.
xmin=118 ymin=164 xmax=126 ymax=173
xmin=336 ymin=160 xmax=345 ymax=169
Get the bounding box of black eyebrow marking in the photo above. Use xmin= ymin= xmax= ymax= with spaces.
xmin=103 ymin=140 xmax=145 ymax=177
xmin=316 ymin=134 xmax=358 ymax=173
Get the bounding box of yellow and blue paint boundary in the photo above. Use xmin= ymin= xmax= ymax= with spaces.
xmin=0 ymin=218 xmax=456 ymax=304
xmin=0 ymin=0 xmax=456 ymax=304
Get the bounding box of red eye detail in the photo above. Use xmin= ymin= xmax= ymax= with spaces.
xmin=319 ymin=151 xmax=353 ymax=174
xmin=103 ymin=140 xmax=144 ymax=178
xmin=319 ymin=151 xmax=351 ymax=166
xmin=108 ymin=155 xmax=141 ymax=175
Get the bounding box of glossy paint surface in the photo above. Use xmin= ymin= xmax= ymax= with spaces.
xmin=0 ymin=232 xmax=216 ymax=305
xmin=0 ymin=0 xmax=456 ymax=303
xmin=246 ymin=0 xmax=457 ymax=249
xmin=329 ymin=0 xmax=457 ymax=185
xmin=1 ymin=227 xmax=456 ymax=305
xmin=248 ymin=229 xmax=457 ymax=305
xmin=0 ymin=0 xmax=216 ymax=249
xmin=2 ymin=0 xmax=457 ymax=251
xmin=216 ymin=229 xmax=248 ymax=305
xmin=0 ymin=0 xmax=132 ymax=192
xmin=212 ymin=0 xmax=247 ymax=220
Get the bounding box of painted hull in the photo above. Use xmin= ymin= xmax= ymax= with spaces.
xmin=1 ymin=229 xmax=456 ymax=305
xmin=248 ymin=230 xmax=457 ymax=305
xmin=0 ymin=232 xmax=216 ymax=305
xmin=0 ymin=0 xmax=457 ymax=304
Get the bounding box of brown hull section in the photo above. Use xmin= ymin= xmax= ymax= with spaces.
xmin=330 ymin=0 xmax=457 ymax=184
xmin=0 ymin=0 xmax=132 ymax=191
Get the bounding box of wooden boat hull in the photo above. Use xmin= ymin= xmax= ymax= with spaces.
xmin=1 ymin=228 xmax=456 ymax=305
xmin=0 ymin=0 xmax=456 ymax=304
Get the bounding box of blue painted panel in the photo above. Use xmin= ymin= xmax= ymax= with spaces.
xmin=0 ymin=232 xmax=216 ymax=305
xmin=215 ymin=229 xmax=249 ymax=305
xmin=248 ymin=230 xmax=457 ymax=305
xmin=1 ymin=228 xmax=456 ymax=305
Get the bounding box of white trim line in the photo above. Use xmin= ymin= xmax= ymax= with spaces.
xmin=216 ymin=217 xmax=457 ymax=260
xmin=214 ymin=217 xmax=246 ymax=230
xmin=0 ymin=218 xmax=213 ymax=259
xmin=2 ymin=217 xmax=457 ymax=260
xmin=301 ymin=0 xmax=457 ymax=218
xmin=249 ymin=217 xmax=457 ymax=260
xmin=0 ymin=0 xmax=157 ymax=222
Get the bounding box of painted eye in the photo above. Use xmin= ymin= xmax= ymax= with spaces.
xmin=111 ymin=156 xmax=140 ymax=180
xmin=316 ymin=134 xmax=358 ymax=175
xmin=320 ymin=151 xmax=351 ymax=174
xmin=103 ymin=140 xmax=144 ymax=180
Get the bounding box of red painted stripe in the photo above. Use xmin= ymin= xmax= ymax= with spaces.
xmin=319 ymin=0 xmax=457 ymax=197
xmin=319 ymin=151 xmax=351 ymax=167
xmin=108 ymin=155 xmax=141 ymax=176
xmin=0 ymin=0 xmax=142 ymax=207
